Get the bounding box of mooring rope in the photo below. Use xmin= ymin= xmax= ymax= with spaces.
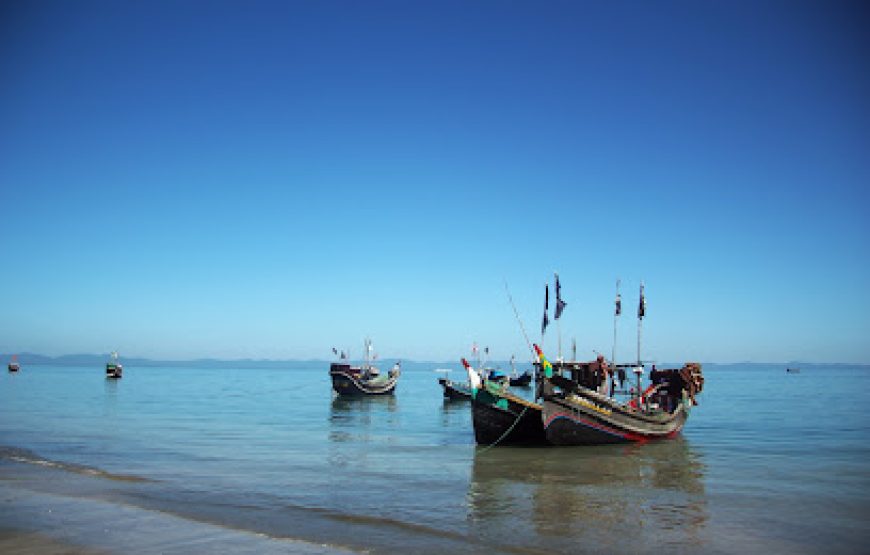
xmin=476 ymin=404 xmax=530 ymax=454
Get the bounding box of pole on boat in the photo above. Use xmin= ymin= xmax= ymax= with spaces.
xmin=364 ymin=337 xmax=371 ymax=371
xmin=554 ymin=272 xmax=567 ymax=362
xmin=637 ymin=281 xmax=645 ymax=366
xmin=612 ymin=278 xmax=621 ymax=396
xmin=635 ymin=281 xmax=646 ymax=410
xmin=541 ymin=282 xmax=549 ymax=349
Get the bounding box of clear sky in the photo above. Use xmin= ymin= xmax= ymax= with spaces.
xmin=1 ymin=1 xmax=868 ymax=363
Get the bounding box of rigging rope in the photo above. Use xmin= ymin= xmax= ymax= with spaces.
xmin=503 ymin=279 xmax=535 ymax=358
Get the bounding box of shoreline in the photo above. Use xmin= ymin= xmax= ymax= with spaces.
xmin=0 ymin=459 xmax=357 ymax=555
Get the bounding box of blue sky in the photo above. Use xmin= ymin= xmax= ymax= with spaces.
xmin=1 ymin=1 xmax=868 ymax=363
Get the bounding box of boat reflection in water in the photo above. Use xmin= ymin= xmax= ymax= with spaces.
xmin=328 ymin=395 xmax=399 ymax=448
xmin=467 ymin=438 xmax=708 ymax=553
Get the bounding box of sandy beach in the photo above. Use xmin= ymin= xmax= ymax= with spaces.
xmin=0 ymin=460 xmax=355 ymax=555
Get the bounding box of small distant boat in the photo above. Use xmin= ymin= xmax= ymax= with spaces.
xmin=106 ymin=351 xmax=123 ymax=379
xmin=435 ymin=369 xmax=472 ymax=400
xmin=509 ymin=370 xmax=532 ymax=387
xmin=507 ymin=355 xmax=532 ymax=387
xmin=786 ymin=367 xmax=800 ymax=373
xmin=329 ymin=339 xmax=400 ymax=396
xmin=462 ymin=358 xmax=548 ymax=446
xmin=8 ymin=355 xmax=20 ymax=372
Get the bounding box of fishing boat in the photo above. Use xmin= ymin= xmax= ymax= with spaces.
xmin=106 ymin=351 xmax=123 ymax=379
xmin=8 ymin=355 xmax=20 ymax=372
xmin=436 ymin=369 xmax=473 ymax=400
xmin=509 ymin=370 xmax=532 ymax=387
xmin=462 ymin=358 xmax=548 ymax=446
xmin=532 ymin=279 xmax=703 ymax=445
xmin=329 ymin=339 xmax=400 ymax=396
xmin=786 ymin=367 xmax=800 ymax=373
xmin=504 ymin=354 xmax=532 ymax=387
xmin=535 ymin=345 xmax=703 ymax=445
xmin=439 ymin=377 xmax=473 ymax=400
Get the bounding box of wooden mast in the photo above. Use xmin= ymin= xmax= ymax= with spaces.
xmin=635 ymin=281 xmax=646 ymax=410
xmin=612 ymin=278 xmax=621 ymax=396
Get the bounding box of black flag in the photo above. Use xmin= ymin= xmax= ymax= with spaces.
xmin=541 ymin=284 xmax=550 ymax=334
xmin=554 ymin=273 xmax=567 ymax=320
xmin=615 ymin=293 xmax=622 ymax=316
xmin=638 ymin=282 xmax=646 ymax=319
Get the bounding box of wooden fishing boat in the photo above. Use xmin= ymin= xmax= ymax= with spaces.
xmin=535 ymin=345 xmax=703 ymax=445
xmin=8 ymin=355 xmax=20 ymax=372
xmin=105 ymin=351 xmax=123 ymax=379
xmin=438 ymin=377 xmax=473 ymax=400
xmin=462 ymin=358 xmax=548 ymax=446
xmin=509 ymin=370 xmax=532 ymax=387
xmin=329 ymin=339 xmax=400 ymax=396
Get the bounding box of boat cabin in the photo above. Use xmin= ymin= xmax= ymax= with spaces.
xmin=535 ymin=356 xmax=611 ymax=397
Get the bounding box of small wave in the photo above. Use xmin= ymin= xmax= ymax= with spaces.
xmin=0 ymin=445 xmax=155 ymax=483
xmin=305 ymin=505 xmax=547 ymax=555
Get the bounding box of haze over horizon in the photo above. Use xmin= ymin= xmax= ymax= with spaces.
xmin=2 ymin=1 xmax=868 ymax=364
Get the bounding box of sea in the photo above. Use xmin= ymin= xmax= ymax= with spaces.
xmin=1 ymin=362 xmax=868 ymax=554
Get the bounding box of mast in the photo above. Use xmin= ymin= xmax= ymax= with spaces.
xmin=635 ymin=281 xmax=646 ymax=410
xmin=364 ymin=338 xmax=373 ymax=370
xmin=612 ymin=279 xmax=621 ymax=397
xmin=554 ymin=273 xmax=567 ymax=362
xmin=541 ymin=283 xmax=549 ymax=348
xmin=612 ymin=279 xmax=621 ymax=369
xmin=637 ymin=281 xmax=645 ymax=366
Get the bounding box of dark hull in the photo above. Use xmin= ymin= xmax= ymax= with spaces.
xmin=471 ymin=389 xmax=548 ymax=446
xmin=439 ymin=378 xmax=472 ymax=400
xmin=8 ymin=365 xmax=19 ymax=372
xmin=543 ymin=394 xmax=687 ymax=445
xmin=330 ymin=369 xmax=398 ymax=396
xmin=106 ymin=364 xmax=122 ymax=379
xmin=509 ymin=372 xmax=532 ymax=387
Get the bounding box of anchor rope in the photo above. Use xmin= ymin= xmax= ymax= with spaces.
xmin=476 ymin=404 xmax=530 ymax=454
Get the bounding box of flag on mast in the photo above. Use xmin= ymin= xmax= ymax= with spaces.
xmin=615 ymin=291 xmax=622 ymax=316
xmin=554 ymin=273 xmax=566 ymax=320
xmin=541 ymin=284 xmax=550 ymax=334
xmin=638 ymin=282 xmax=646 ymax=319
xmin=533 ymin=344 xmax=554 ymax=378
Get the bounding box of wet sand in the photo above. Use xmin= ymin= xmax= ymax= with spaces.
xmin=0 ymin=462 xmax=356 ymax=555
xmin=0 ymin=528 xmax=108 ymax=555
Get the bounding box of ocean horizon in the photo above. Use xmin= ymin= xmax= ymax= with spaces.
xmin=4 ymin=353 xmax=866 ymax=368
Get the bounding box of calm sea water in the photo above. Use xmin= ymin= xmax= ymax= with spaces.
xmin=1 ymin=363 xmax=868 ymax=554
